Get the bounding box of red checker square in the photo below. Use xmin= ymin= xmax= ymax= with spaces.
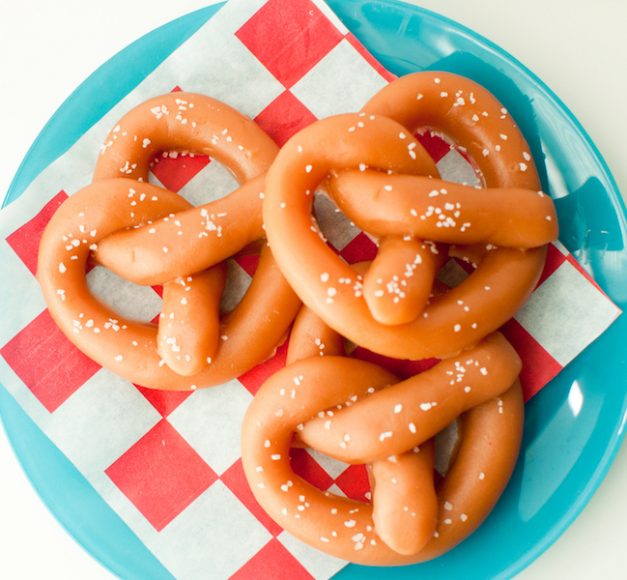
xmin=345 ymin=33 xmax=395 ymax=82
xmin=339 ymin=232 xmax=378 ymax=264
xmin=236 ymin=0 xmax=343 ymax=88
xmin=416 ymin=131 xmax=452 ymax=164
xmin=0 ymin=309 xmax=101 ymax=413
xmin=290 ymin=447 xmax=334 ymax=491
xmin=6 ymin=190 xmax=68 ymax=275
xmin=231 ymin=538 xmax=313 ymax=580
xmin=84 ymin=255 xmax=97 ymax=275
xmin=453 ymin=256 xmax=477 ymax=275
xmin=536 ymin=242 xmax=567 ymax=288
xmin=352 ymin=346 xmax=440 ymax=380
xmin=221 ymin=459 xmax=282 ymax=537
xmin=106 ymin=419 xmax=217 ymax=531
xmin=233 ymin=253 xmax=260 ymax=278
xmin=238 ymin=339 xmax=289 ymax=396
xmin=334 ymin=464 xmax=371 ymax=502
xmin=502 ymin=318 xmax=562 ymax=401
xmin=134 ymin=384 xmax=192 ymax=418
xmin=455 ymin=145 xmax=475 ymax=165
xmin=255 ymin=91 xmax=317 ymax=146
xmin=150 ymin=154 xmax=211 ymax=193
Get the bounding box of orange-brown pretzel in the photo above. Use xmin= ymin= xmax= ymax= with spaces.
xmin=38 ymin=94 xmax=301 ymax=388
xmin=242 ymin=305 xmax=524 ymax=564
xmin=263 ymin=72 xmax=557 ymax=359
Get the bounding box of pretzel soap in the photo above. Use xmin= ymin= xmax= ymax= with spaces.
xmin=38 ymin=94 xmax=301 ymax=388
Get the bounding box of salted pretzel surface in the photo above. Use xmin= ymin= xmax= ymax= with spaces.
xmin=263 ymin=72 xmax=557 ymax=359
xmin=38 ymin=94 xmax=300 ymax=388
xmin=242 ymin=305 xmax=524 ymax=564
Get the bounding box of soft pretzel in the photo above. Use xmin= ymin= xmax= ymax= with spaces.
xmin=263 ymin=72 xmax=557 ymax=359
xmin=38 ymin=94 xmax=301 ymax=388
xmin=242 ymin=304 xmax=524 ymax=564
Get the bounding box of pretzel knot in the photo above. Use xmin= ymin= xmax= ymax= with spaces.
xmin=263 ymin=72 xmax=558 ymax=359
xmin=242 ymin=306 xmax=524 ymax=564
xmin=38 ymin=93 xmax=300 ymax=389
xmin=243 ymin=72 xmax=557 ymax=563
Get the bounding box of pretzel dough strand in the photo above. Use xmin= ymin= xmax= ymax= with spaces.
xmin=298 ymin=332 xmax=521 ymax=463
xmin=94 ymin=93 xmax=277 ymax=184
xmin=287 ymin=307 xmax=438 ymax=555
xmin=330 ymin=171 xmax=556 ymax=247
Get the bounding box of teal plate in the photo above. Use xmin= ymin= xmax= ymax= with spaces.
xmin=2 ymin=1 xmax=626 ymax=578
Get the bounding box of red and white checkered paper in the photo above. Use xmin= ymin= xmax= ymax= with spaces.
xmin=0 ymin=0 xmax=621 ymax=577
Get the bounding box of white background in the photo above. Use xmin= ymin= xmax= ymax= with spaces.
xmin=1 ymin=0 xmax=626 ymax=578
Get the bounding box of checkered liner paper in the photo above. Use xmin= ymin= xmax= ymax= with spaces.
xmin=0 ymin=0 xmax=621 ymax=577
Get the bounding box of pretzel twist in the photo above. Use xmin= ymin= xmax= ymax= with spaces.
xmin=263 ymin=72 xmax=557 ymax=359
xmin=38 ymin=94 xmax=301 ymax=388
xmin=242 ymin=72 xmax=554 ymax=563
xmin=242 ymin=304 xmax=524 ymax=564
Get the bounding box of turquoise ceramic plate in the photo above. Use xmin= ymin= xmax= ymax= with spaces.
xmin=2 ymin=1 xmax=626 ymax=578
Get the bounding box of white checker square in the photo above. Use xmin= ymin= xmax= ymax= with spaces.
xmin=306 ymin=447 xmax=351 ymax=480
xmin=326 ymin=483 xmax=347 ymax=498
xmin=177 ymin=159 xmax=239 ymax=207
xmin=221 ymin=260 xmax=252 ymax=313
xmin=46 ymin=368 xmax=160 ymax=475
xmin=174 ymin=32 xmax=285 ymax=118
xmin=312 ymin=0 xmax=349 ymax=34
xmin=197 ymin=0 xmax=265 ymax=34
xmin=0 ymin=240 xmax=46 ymax=347
xmin=314 ymin=192 xmax=361 ymax=251
xmin=168 ymin=379 xmax=253 ymax=474
xmin=552 ymin=239 xmax=569 ymax=255
xmin=436 ymin=149 xmax=482 ymax=187
xmin=86 ymin=266 xmax=162 ymax=323
xmin=278 ymin=530 xmax=347 ymax=579
xmin=515 ymin=260 xmax=620 ymax=366
xmin=153 ymin=481 xmax=271 ymax=579
xmin=291 ymin=39 xmax=388 ymax=119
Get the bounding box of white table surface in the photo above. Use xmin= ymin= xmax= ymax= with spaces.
xmin=1 ymin=1 xmax=625 ymax=578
